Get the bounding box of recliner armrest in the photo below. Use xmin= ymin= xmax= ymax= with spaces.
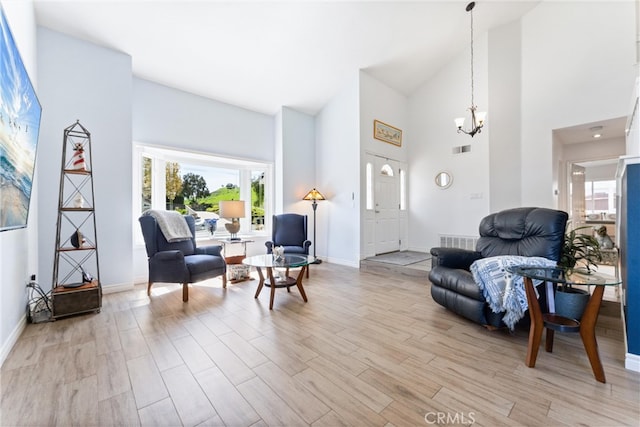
xmin=430 ymin=247 xmax=483 ymax=270
xmin=196 ymin=245 xmax=223 ymax=257
xmin=303 ymin=240 xmax=311 ymax=250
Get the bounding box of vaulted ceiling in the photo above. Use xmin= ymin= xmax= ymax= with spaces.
xmin=34 ymin=1 xmax=540 ymax=115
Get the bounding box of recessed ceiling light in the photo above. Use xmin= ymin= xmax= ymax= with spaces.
xmin=593 ymin=133 xmax=602 ymax=138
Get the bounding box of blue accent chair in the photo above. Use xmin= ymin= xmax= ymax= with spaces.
xmin=266 ymin=214 xmax=312 ymax=276
xmin=139 ymin=214 xmax=226 ymax=302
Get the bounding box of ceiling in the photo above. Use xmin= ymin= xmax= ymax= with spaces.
xmin=33 ymin=0 xmax=540 ymax=116
xmin=553 ymin=116 xmax=628 ymax=145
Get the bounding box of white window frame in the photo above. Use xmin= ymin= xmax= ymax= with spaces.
xmin=133 ymin=143 xmax=273 ymax=244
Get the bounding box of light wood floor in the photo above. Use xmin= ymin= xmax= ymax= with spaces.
xmin=2 ymin=263 xmax=639 ymax=426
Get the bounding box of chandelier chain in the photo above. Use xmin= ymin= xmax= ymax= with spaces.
xmin=470 ymin=5 xmax=474 ymax=108
xmin=456 ymin=1 xmax=484 ymax=137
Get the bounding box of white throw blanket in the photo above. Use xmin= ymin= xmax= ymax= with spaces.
xmin=470 ymin=255 xmax=557 ymax=330
xmin=143 ymin=210 xmax=192 ymax=242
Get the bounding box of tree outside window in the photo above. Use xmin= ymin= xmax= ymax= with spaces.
xmin=135 ymin=144 xmax=272 ymax=242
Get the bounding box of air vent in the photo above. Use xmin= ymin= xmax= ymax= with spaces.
xmin=452 ymin=144 xmax=472 ymax=154
xmin=439 ymin=234 xmax=478 ymax=250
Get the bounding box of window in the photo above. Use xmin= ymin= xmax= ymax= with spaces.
xmin=366 ymin=162 xmax=373 ymax=210
xmin=380 ymin=163 xmax=394 ymax=176
xmin=399 ymin=168 xmax=406 ymax=210
xmin=585 ymin=180 xmax=616 ymax=214
xmin=134 ymin=144 xmax=272 ymax=242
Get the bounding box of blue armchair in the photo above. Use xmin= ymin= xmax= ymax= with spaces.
xmin=266 ymin=214 xmax=312 ymax=276
xmin=139 ymin=214 xmax=226 ymax=302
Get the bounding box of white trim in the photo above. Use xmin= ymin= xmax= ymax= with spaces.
xmin=625 ymin=352 xmax=640 ymax=372
xmin=102 ymin=281 xmax=136 ymax=294
xmin=326 ymin=257 xmax=360 ymax=269
xmin=0 ymin=315 xmax=26 ymax=368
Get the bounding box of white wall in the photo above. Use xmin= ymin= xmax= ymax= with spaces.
xmin=315 ymin=73 xmax=360 ymax=267
xmin=37 ymin=28 xmax=133 ymax=292
xmin=406 ymin=1 xmax=635 ymax=252
xmin=521 ymin=1 xmax=636 ymax=207
xmin=133 ymin=78 xmax=273 ymax=162
xmin=408 ymin=34 xmax=490 ymax=252
xmin=276 ymin=106 xmax=320 ymax=255
xmin=132 ymin=78 xmax=275 ymax=278
xmin=0 ymin=0 xmax=38 ymax=365
xmin=358 ymin=71 xmax=409 ymax=255
xmin=279 ymin=107 xmax=315 ymax=214
xmin=359 ymin=71 xmax=409 ymax=162
xmin=488 ymin=19 xmax=522 ymax=212
xmin=563 ymin=137 xmax=627 ymax=165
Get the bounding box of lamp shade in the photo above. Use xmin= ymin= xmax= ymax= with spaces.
xmin=476 ymin=111 xmax=487 ymax=125
xmin=219 ymin=200 xmax=245 ymax=218
xmin=302 ymin=188 xmax=326 ymax=201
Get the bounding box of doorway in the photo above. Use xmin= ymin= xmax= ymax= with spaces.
xmin=554 ymin=116 xmax=626 ymax=219
xmin=363 ymin=154 xmax=408 ymax=257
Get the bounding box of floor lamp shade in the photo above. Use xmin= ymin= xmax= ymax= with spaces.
xmin=220 ymin=200 xmax=245 ymax=239
xmin=303 ymin=188 xmax=325 ymax=262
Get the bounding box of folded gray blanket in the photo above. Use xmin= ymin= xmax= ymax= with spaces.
xmin=143 ymin=210 xmax=192 ymax=242
xmin=471 ymin=255 xmax=556 ymax=330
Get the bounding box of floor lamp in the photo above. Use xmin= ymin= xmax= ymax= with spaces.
xmin=303 ymin=188 xmax=326 ymax=264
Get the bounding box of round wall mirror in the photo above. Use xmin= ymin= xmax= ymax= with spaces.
xmin=435 ymin=171 xmax=453 ymax=189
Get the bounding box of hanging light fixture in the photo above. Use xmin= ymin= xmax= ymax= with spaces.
xmin=455 ymin=2 xmax=487 ymax=137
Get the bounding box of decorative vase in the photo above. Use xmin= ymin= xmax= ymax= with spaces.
xmin=555 ymin=287 xmax=590 ymax=320
xmin=273 ymin=246 xmax=284 ymax=261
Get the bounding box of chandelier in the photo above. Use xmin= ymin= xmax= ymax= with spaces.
xmin=455 ymin=2 xmax=486 ymax=137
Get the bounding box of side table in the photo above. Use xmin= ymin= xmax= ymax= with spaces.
xmin=513 ymin=266 xmax=620 ymax=383
xmin=242 ymin=254 xmax=312 ymax=309
xmin=218 ymin=239 xmax=254 ymax=283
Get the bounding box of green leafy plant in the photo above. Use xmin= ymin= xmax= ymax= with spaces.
xmin=558 ymin=224 xmax=603 ymax=275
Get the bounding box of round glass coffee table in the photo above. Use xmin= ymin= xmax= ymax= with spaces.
xmin=513 ymin=266 xmax=620 ymax=383
xmin=242 ymin=254 xmax=314 ymax=309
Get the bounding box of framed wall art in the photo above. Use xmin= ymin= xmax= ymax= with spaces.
xmin=0 ymin=5 xmax=43 ymax=232
xmin=373 ymin=120 xmax=402 ymax=147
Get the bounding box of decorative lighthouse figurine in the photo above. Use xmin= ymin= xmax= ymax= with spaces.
xmin=71 ymin=143 xmax=86 ymax=171
xmin=73 ymin=192 xmax=85 ymax=208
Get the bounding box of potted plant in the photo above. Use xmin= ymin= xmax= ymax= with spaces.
xmin=558 ymin=224 xmax=603 ymax=274
xmin=555 ymin=224 xmax=603 ymax=320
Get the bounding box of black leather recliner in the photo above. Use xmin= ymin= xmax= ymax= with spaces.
xmin=429 ymin=207 xmax=568 ymax=328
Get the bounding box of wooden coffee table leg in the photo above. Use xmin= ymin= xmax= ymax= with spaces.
xmin=254 ymin=267 xmax=265 ymax=299
xmin=580 ymin=285 xmax=606 ymax=383
xmin=295 ymin=265 xmax=308 ymax=302
xmin=266 ymin=267 xmax=277 ymax=310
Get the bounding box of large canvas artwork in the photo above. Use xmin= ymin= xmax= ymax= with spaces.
xmin=0 ymin=6 xmax=42 ymax=232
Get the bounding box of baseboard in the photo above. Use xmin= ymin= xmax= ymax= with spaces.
xmin=408 ymin=246 xmax=430 ymax=254
xmin=0 ymin=314 xmax=26 ymax=368
xmin=102 ymin=281 xmax=136 ymax=294
xmin=325 ymin=257 xmax=359 ymax=268
xmin=625 ymin=352 xmax=640 ymax=372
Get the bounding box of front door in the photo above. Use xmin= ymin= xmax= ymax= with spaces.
xmin=374 ymin=157 xmax=400 ymax=254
